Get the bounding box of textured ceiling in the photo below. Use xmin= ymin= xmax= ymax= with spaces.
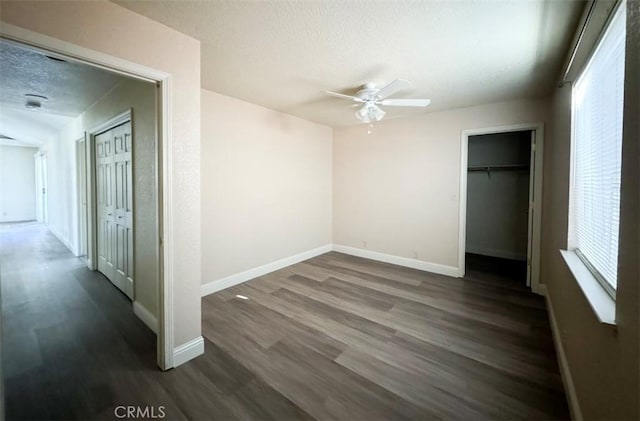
xmin=115 ymin=0 xmax=584 ymax=127
xmin=0 ymin=41 xmax=125 ymax=145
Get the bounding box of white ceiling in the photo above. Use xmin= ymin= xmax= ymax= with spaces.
xmin=115 ymin=0 xmax=584 ymax=127
xmin=0 ymin=105 xmax=72 ymax=147
xmin=0 ymin=41 xmax=125 ymax=146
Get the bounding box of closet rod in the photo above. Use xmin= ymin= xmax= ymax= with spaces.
xmin=467 ymin=164 xmax=530 ymax=172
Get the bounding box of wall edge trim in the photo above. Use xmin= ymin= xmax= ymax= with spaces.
xmin=48 ymin=225 xmax=79 ymax=256
xmin=201 ymin=244 xmax=333 ymax=297
xmin=332 ymin=244 xmax=459 ymax=277
xmin=172 ymin=336 xmax=204 ymax=368
xmin=133 ymin=301 xmax=158 ymax=334
xmin=539 ymin=284 xmax=583 ymax=421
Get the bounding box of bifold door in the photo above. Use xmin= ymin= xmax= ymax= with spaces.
xmin=95 ymin=121 xmax=134 ymax=299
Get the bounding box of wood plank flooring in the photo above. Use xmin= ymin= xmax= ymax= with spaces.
xmin=2 ymin=222 xmax=569 ymax=420
xmin=204 ymin=253 xmax=568 ymax=420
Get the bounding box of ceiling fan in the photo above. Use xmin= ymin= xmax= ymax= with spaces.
xmin=324 ymin=79 xmax=430 ymax=124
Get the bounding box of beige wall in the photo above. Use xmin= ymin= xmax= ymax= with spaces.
xmin=201 ymin=89 xmax=332 ymax=282
xmin=333 ymin=99 xmax=549 ymax=270
xmin=0 ymin=0 xmax=202 ymax=349
xmin=540 ymin=2 xmax=639 ymax=419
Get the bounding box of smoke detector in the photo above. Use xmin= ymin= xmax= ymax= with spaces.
xmin=25 ymin=94 xmax=48 ymax=110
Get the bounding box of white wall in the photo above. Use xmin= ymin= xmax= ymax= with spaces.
xmin=42 ymin=117 xmax=82 ymax=250
xmin=201 ymin=89 xmax=332 ymax=284
xmin=466 ymin=131 xmax=530 ymax=260
xmin=333 ymin=99 xmax=549 ymax=271
xmin=1 ymin=0 xmax=202 ymax=354
xmin=0 ymin=145 xmax=38 ymax=222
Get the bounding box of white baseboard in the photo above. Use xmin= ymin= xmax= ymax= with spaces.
xmin=48 ymin=225 xmax=79 ymax=256
xmin=0 ymin=217 xmax=36 ymax=223
xmin=539 ymin=284 xmax=582 ymax=420
xmin=332 ymin=244 xmax=459 ymax=277
xmin=201 ymin=244 xmax=332 ymax=297
xmin=133 ymin=301 xmax=158 ymax=334
xmin=173 ymin=336 xmax=204 ymax=367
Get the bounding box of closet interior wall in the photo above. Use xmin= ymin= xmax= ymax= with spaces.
xmin=465 ymin=131 xmax=531 ymax=269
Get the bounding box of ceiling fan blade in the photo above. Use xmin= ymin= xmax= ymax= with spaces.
xmin=375 ymin=79 xmax=411 ymax=100
xmin=379 ymin=98 xmax=431 ymax=107
xmin=324 ymin=91 xmax=364 ymax=102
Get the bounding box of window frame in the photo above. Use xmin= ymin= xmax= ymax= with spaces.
xmin=568 ymin=0 xmax=626 ymax=301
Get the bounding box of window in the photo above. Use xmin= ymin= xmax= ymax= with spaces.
xmin=569 ymin=1 xmax=626 ymax=298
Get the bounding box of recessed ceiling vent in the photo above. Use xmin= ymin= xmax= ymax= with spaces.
xmin=24 ymin=94 xmax=48 ymax=110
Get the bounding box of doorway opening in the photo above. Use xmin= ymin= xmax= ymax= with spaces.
xmin=0 ymin=35 xmax=170 ymax=369
xmin=458 ymin=124 xmax=544 ymax=293
xmin=34 ymin=153 xmax=47 ymax=224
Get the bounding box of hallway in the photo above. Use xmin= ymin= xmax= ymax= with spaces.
xmin=0 ymin=222 xmax=158 ymax=418
xmin=0 ymin=222 xmax=309 ymax=420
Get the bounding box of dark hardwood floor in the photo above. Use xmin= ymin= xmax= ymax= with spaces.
xmin=2 ymin=222 xmax=569 ymax=420
xmin=206 ymin=253 xmax=569 ymax=420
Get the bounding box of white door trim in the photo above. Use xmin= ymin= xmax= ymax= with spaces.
xmin=88 ymin=110 xmax=132 ymax=137
xmin=33 ymin=152 xmax=43 ymax=223
xmin=76 ymin=136 xmax=88 ymax=257
xmin=41 ymin=153 xmax=48 ymax=225
xmin=1 ymin=24 xmax=175 ymax=370
xmin=458 ymin=123 xmax=544 ymax=294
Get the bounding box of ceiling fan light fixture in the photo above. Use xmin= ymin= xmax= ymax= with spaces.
xmin=355 ymin=103 xmax=385 ymax=123
xmin=326 ymin=79 xmax=429 ymax=124
xmin=355 ymin=105 xmax=369 ymax=122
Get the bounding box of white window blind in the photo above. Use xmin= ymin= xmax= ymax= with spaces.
xmin=570 ymin=2 xmax=626 ymax=293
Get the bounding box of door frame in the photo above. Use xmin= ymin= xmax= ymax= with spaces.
xmin=42 ymin=154 xmax=48 ymax=225
xmin=33 ymin=152 xmax=44 ymax=223
xmin=1 ymin=28 xmax=174 ymax=370
xmin=34 ymin=153 xmax=48 ymax=225
xmin=76 ymin=136 xmax=88 ymax=257
xmin=458 ymin=122 xmax=544 ymax=294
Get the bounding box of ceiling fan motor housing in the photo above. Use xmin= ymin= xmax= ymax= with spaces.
xmin=356 ymin=84 xmax=379 ymax=101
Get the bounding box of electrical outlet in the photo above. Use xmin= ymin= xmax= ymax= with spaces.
xmin=412 ymin=250 xmax=418 ymax=259
xmin=363 ymin=241 xmax=368 ymax=249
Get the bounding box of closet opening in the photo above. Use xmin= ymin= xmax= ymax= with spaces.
xmin=458 ymin=124 xmax=543 ymax=293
